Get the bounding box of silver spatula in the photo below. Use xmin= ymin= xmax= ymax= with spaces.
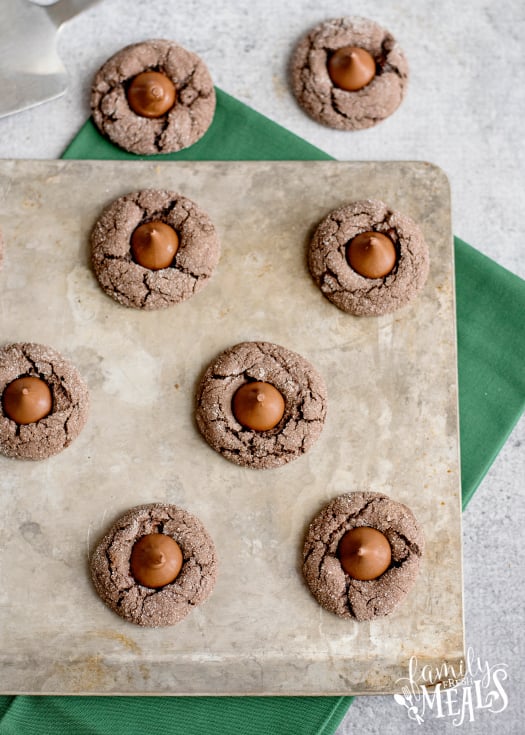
xmin=0 ymin=0 xmax=101 ymax=119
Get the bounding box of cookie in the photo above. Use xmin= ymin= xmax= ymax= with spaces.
xmin=291 ymin=17 xmax=408 ymax=130
xmin=90 ymin=189 xmax=221 ymax=310
xmin=0 ymin=343 xmax=89 ymax=460
xmin=90 ymin=503 xmax=218 ymax=627
xmin=195 ymin=341 xmax=327 ymax=469
xmin=91 ymin=39 xmax=216 ymax=155
xmin=0 ymin=228 xmax=3 ymax=270
xmin=308 ymin=199 xmax=429 ymax=316
xmin=303 ymin=492 xmax=424 ymax=620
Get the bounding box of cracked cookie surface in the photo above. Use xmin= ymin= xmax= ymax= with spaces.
xmin=90 ymin=503 xmax=218 ymax=627
xmin=303 ymin=491 xmax=424 ymax=621
xmin=195 ymin=341 xmax=327 ymax=469
xmin=0 ymin=343 xmax=89 ymax=460
xmin=91 ymin=39 xmax=215 ymax=155
xmin=290 ymin=17 xmax=408 ymax=130
xmin=91 ymin=189 xmax=220 ymax=310
xmin=308 ymin=199 xmax=429 ymax=316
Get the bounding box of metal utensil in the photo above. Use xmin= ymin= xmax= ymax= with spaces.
xmin=0 ymin=0 xmax=101 ymax=119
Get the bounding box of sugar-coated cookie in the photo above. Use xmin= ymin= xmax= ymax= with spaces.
xmin=196 ymin=341 xmax=327 ymax=469
xmin=308 ymin=199 xmax=429 ymax=316
xmin=91 ymin=39 xmax=215 ymax=155
xmin=291 ymin=17 xmax=408 ymax=130
xmin=303 ymin=491 xmax=424 ymax=620
xmin=90 ymin=503 xmax=218 ymax=627
xmin=0 ymin=342 xmax=89 ymax=460
xmin=90 ymin=189 xmax=220 ymax=310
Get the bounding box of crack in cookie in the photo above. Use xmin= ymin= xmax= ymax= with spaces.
xmin=302 ymin=491 xmax=424 ymax=621
xmin=195 ymin=341 xmax=327 ymax=469
xmin=91 ymin=189 xmax=220 ymax=310
xmin=308 ymin=199 xmax=429 ymax=316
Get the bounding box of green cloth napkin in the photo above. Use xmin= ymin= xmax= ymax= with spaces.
xmin=63 ymin=89 xmax=333 ymax=162
xmin=1 ymin=88 xmax=523 ymax=735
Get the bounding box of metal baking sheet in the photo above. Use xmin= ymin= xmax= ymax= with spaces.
xmin=0 ymin=160 xmax=464 ymax=695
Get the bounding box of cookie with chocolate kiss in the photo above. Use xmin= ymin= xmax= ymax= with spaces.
xmin=291 ymin=16 xmax=408 ymax=130
xmin=91 ymin=39 xmax=215 ymax=155
xmin=91 ymin=189 xmax=220 ymax=310
xmin=303 ymin=491 xmax=424 ymax=620
xmin=308 ymin=199 xmax=429 ymax=316
xmin=196 ymin=341 xmax=327 ymax=469
xmin=90 ymin=503 xmax=217 ymax=627
xmin=0 ymin=342 xmax=89 ymax=460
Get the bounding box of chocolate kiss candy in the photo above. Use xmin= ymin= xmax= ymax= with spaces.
xmin=346 ymin=231 xmax=397 ymax=279
xmin=232 ymin=381 xmax=285 ymax=431
xmin=328 ymin=46 xmax=376 ymax=91
xmin=131 ymin=221 xmax=179 ymax=270
xmin=2 ymin=376 xmax=52 ymax=425
xmin=130 ymin=533 xmax=183 ymax=588
xmin=338 ymin=526 xmax=392 ymax=580
xmin=127 ymin=71 xmax=176 ymax=118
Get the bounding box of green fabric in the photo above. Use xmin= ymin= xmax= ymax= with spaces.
xmin=2 ymin=87 xmax=524 ymax=735
xmin=455 ymin=238 xmax=525 ymax=507
xmin=0 ymin=696 xmax=351 ymax=735
xmin=63 ymin=89 xmax=333 ymax=162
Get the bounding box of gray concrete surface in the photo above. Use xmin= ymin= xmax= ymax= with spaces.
xmin=0 ymin=0 xmax=523 ymax=732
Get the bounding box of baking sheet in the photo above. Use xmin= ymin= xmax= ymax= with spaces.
xmin=0 ymin=160 xmax=464 ymax=695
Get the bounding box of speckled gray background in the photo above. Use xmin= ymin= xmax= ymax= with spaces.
xmin=0 ymin=0 xmax=522 ymax=731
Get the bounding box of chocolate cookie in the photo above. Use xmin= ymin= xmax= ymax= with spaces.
xmin=196 ymin=341 xmax=327 ymax=469
xmin=90 ymin=503 xmax=218 ymax=627
xmin=91 ymin=189 xmax=221 ymax=310
xmin=303 ymin=492 xmax=424 ymax=620
xmin=0 ymin=343 xmax=89 ymax=460
xmin=291 ymin=17 xmax=408 ymax=130
xmin=91 ymin=39 xmax=216 ymax=155
xmin=308 ymin=199 xmax=429 ymax=316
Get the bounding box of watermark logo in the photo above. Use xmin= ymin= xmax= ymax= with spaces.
xmin=393 ymin=646 xmax=509 ymax=726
